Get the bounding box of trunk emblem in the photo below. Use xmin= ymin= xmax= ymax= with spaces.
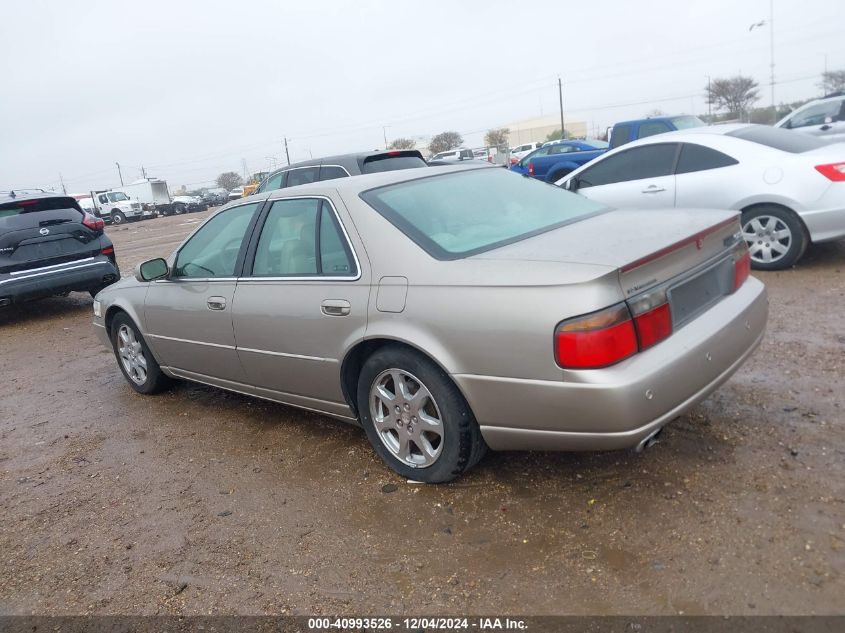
xmin=39 ymin=228 xmax=50 ymax=236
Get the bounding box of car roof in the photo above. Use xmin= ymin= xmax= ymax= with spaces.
xmin=0 ymin=190 xmax=74 ymax=204
xmin=265 ymin=149 xmax=424 ymax=174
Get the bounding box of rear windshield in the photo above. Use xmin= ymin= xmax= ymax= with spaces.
xmin=670 ymin=115 xmax=706 ymax=130
xmin=0 ymin=196 xmax=82 ymax=219
xmin=726 ymin=125 xmax=827 ymax=153
xmin=361 ymin=152 xmax=427 ymax=174
xmin=360 ymin=168 xmax=607 ymax=260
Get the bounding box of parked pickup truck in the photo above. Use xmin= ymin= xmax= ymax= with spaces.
xmin=510 ymin=139 xmax=609 ymax=182
xmin=609 ymin=115 xmax=705 ymax=149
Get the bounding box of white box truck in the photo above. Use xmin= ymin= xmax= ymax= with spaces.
xmin=113 ymin=178 xmax=175 ymax=216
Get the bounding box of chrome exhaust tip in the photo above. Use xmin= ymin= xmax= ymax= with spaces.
xmin=635 ymin=427 xmax=664 ymax=453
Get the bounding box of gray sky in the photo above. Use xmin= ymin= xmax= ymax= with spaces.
xmin=1 ymin=0 xmax=843 ymax=194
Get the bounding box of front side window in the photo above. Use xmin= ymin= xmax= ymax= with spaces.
xmin=174 ymin=203 xmax=259 ymax=278
xmin=260 ymin=171 xmax=286 ymax=193
xmin=577 ymin=144 xmax=679 ymax=188
xmin=789 ymin=100 xmax=842 ymax=128
xmin=675 ymin=143 xmax=738 ymax=174
xmin=360 ymin=168 xmax=607 ymax=260
xmin=286 ymin=167 xmax=319 ymax=187
xmin=98 ymin=194 xmax=108 ymax=204
xmin=610 ymin=124 xmax=632 ymax=148
xmin=251 ymin=198 xmax=355 ymax=277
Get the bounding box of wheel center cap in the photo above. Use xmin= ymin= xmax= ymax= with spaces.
xmin=401 ymin=411 xmax=411 ymax=425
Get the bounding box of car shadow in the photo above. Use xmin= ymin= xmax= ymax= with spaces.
xmin=798 ymin=240 xmax=845 ymax=269
xmin=0 ymin=292 xmax=93 ymax=328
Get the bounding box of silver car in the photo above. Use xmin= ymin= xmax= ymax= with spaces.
xmin=93 ymin=166 xmax=767 ymax=482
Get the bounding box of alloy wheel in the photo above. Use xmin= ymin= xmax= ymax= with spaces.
xmin=369 ymin=369 xmax=444 ymax=468
xmin=742 ymin=215 xmax=792 ymax=264
xmin=117 ymin=324 xmax=148 ymax=385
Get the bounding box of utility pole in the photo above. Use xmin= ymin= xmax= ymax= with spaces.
xmin=558 ymin=77 xmax=566 ymax=139
xmin=115 ymin=162 xmax=124 ymax=186
xmin=59 ymin=173 xmax=67 ymax=194
xmin=769 ymin=0 xmax=775 ymax=123
xmin=141 ymin=165 xmax=147 ymax=179
xmin=706 ymin=75 xmax=712 ymax=121
xmin=383 ymin=126 xmax=390 ymax=149
xmin=283 ymin=137 xmax=290 ymax=166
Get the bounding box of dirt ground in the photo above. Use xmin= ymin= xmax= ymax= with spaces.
xmin=1 ymin=209 xmax=843 ymax=616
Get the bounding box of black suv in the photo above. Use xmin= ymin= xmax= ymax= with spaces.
xmin=0 ymin=191 xmax=120 ymax=306
xmin=253 ymin=149 xmax=427 ymax=195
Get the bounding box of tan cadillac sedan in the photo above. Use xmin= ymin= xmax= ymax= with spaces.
xmin=93 ymin=165 xmax=767 ymax=482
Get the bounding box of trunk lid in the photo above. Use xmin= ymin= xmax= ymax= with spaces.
xmin=0 ymin=197 xmax=105 ymax=274
xmin=475 ymin=207 xmax=742 ymax=308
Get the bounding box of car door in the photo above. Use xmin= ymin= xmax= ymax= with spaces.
xmin=231 ymin=195 xmax=368 ymax=415
xmin=143 ymin=201 xmax=262 ymax=382
xmin=572 ymin=143 xmax=679 ymax=209
xmin=787 ymin=99 xmax=845 ymax=143
xmin=673 ymin=142 xmax=741 ymax=209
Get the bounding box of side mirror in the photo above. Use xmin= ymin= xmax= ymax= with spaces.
xmin=136 ymin=258 xmax=169 ymax=282
xmin=563 ymin=177 xmax=578 ymax=191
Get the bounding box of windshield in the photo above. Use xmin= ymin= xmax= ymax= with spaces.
xmin=670 ymin=115 xmax=706 ymax=130
xmin=107 ymin=192 xmax=129 ymax=202
xmin=360 ymin=168 xmax=607 ymax=260
xmin=727 ymin=125 xmax=827 ymax=153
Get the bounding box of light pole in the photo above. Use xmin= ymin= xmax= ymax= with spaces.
xmin=383 ymin=126 xmax=391 ymax=150
xmin=115 ymin=162 xmax=124 ymax=186
xmin=749 ymin=0 xmax=776 ymax=123
xmin=706 ymin=75 xmax=712 ymax=121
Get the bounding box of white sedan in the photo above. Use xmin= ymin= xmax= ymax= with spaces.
xmin=557 ymin=124 xmax=845 ymax=270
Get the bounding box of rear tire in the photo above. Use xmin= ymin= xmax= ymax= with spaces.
xmin=547 ymin=169 xmax=571 ymax=183
xmin=741 ymin=205 xmax=807 ymax=270
xmin=357 ymin=346 xmax=486 ymax=483
xmin=111 ymin=210 xmax=126 ymax=225
xmin=110 ymin=313 xmax=173 ymax=394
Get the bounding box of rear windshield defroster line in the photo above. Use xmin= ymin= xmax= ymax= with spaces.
xmin=359 ymin=168 xmax=609 ymax=261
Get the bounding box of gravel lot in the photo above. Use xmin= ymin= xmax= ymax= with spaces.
xmin=1 ymin=209 xmax=843 ymax=615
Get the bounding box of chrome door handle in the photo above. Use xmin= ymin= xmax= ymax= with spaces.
xmin=820 ymin=124 xmax=832 ymax=131
xmin=641 ymin=186 xmax=666 ymax=193
xmin=207 ymin=296 xmax=227 ymax=310
xmin=321 ymin=299 xmax=351 ymax=316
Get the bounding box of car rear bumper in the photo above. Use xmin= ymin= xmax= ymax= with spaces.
xmin=801 ymin=202 xmax=845 ymax=243
xmin=0 ymin=257 xmax=120 ymax=304
xmin=453 ymin=277 xmax=768 ymax=451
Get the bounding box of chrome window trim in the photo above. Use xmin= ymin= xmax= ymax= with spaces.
xmin=318 ymin=164 xmax=352 ymax=177
xmin=240 ymin=194 xmax=362 ymax=282
xmin=237 ymin=346 xmax=335 ymax=363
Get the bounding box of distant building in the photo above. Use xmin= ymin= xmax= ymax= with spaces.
xmin=501 ymin=115 xmax=587 ymax=146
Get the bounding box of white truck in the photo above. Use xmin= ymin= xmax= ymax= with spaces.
xmin=89 ymin=190 xmax=149 ymax=225
xmin=112 ymin=178 xmax=175 ymax=216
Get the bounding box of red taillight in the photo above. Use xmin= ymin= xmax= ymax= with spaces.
xmin=510 ymin=157 xmax=518 ymax=165
xmin=82 ymin=213 xmax=105 ymax=231
xmin=733 ymin=249 xmax=751 ymax=291
xmin=528 ymin=162 xmax=534 ymax=176
xmin=555 ymin=304 xmax=638 ymax=369
xmin=101 ymin=246 xmax=114 ymax=255
xmin=633 ymin=303 xmax=673 ymax=350
xmin=815 ymin=162 xmax=845 ymax=181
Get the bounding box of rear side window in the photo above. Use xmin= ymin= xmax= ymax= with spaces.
xmin=675 ymin=143 xmax=738 ymax=174
xmin=362 ymin=153 xmax=427 ymax=174
xmin=727 ymin=126 xmax=827 ymax=153
xmin=286 ymin=167 xmax=320 ymax=187
xmin=638 ymin=121 xmax=671 ymax=139
xmin=609 ymin=124 xmax=632 ymax=148
xmin=319 ymin=166 xmax=349 ymax=182
xmin=577 ymin=144 xmax=679 ymax=188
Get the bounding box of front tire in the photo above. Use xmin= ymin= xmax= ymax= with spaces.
xmin=741 ymin=206 xmax=807 ymax=270
xmin=357 ymin=346 xmax=486 ymax=483
xmin=110 ymin=313 xmax=173 ymax=394
xmin=111 ymin=210 xmax=126 ymax=225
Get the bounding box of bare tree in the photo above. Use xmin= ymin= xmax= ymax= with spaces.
xmin=544 ymin=128 xmax=572 ymax=142
xmin=819 ymin=70 xmax=845 ymax=95
xmin=387 ymin=137 xmax=416 ymax=150
xmin=484 ymin=128 xmax=509 ymax=148
xmin=705 ymin=75 xmax=760 ymax=119
xmin=216 ymin=171 xmax=243 ymax=191
xmin=428 ymin=131 xmax=463 ymax=155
